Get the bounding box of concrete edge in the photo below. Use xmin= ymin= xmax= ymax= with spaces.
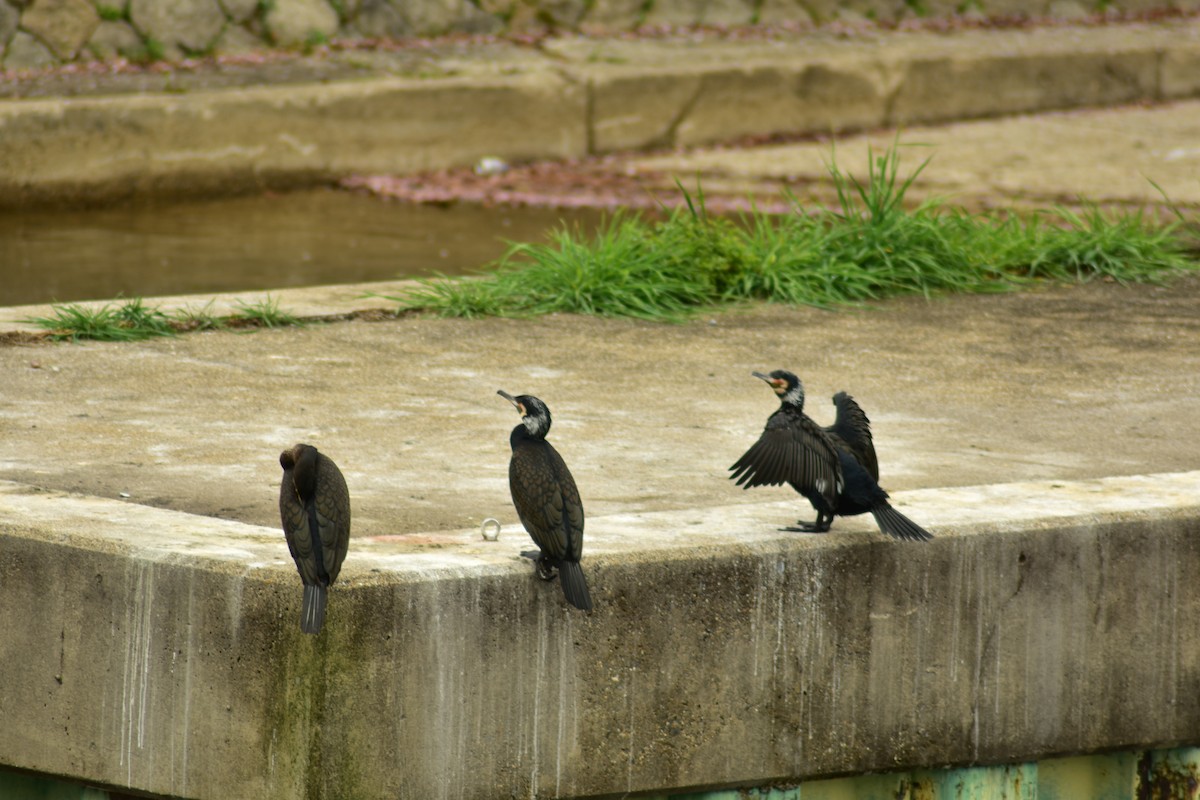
xmin=2 ymin=469 xmax=1197 ymax=585
xmin=0 ymin=279 xmax=423 ymax=336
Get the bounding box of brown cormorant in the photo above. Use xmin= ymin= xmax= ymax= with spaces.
xmin=279 ymin=443 xmax=352 ymax=634
xmin=498 ymin=390 xmax=594 ymax=612
xmin=729 ymin=370 xmax=932 ymax=542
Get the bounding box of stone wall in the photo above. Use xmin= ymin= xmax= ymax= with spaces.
xmin=1 ymin=0 xmax=1188 ymax=72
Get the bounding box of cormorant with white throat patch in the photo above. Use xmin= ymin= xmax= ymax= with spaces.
xmin=729 ymin=370 xmax=932 ymax=542
xmin=498 ymin=390 xmax=594 ymax=611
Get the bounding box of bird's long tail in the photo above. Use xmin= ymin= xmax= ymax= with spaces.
xmin=301 ymin=583 xmax=328 ymax=634
xmin=559 ymin=561 xmax=594 ymax=612
xmin=871 ymin=503 xmax=934 ymax=542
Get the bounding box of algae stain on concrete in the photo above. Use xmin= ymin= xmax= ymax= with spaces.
xmin=264 ymin=624 xmax=365 ymax=800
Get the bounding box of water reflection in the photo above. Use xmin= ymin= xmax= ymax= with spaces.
xmin=0 ymin=188 xmax=606 ymax=306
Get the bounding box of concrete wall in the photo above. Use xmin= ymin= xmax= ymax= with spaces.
xmin=1 ymin=472 xmax=1198 ymax=799
xmin=2 ymin=0 xmax=1194 ymax=72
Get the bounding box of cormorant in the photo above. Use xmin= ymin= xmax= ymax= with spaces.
xmin=729 ymin=370 xmax=932 ymax=542
xmin=498 ymin=390 xmax=594 ymax=612
xmin=279 ymin=443 xmax=352 ymax=634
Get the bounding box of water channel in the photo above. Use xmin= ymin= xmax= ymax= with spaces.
xmin=1 ymin=188 xmax=605 ymax=307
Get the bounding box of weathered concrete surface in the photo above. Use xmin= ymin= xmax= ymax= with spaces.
xmin=1 ymin=471 xmax=1198 ymax=799
xmin=4 ymin=18 xmax=1200 ymax=206
xmin=2 ymin=274 xmax=1199 ymax=534
xmin=632 ymin=100 xmax=1200 ymax=209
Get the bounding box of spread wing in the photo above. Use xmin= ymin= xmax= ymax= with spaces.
xmin=827 ymin=391 xmax=879 ymax=482
xmin=510 ymin=442 xmax=584 ymax=562
xmin=730 ymin=409 xmax=842 ymax=508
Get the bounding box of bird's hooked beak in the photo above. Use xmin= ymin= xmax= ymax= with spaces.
xmin=751 ymin=371 xmax=786 ymax=393
xmin=497 ymin=389 xmax=525 ymax=416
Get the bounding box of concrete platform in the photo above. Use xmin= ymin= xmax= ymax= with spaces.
xmin=2 ymin=274 xmax=1199 ymax=535
xmin=2 ymin=269 xmax=1200 ymax=797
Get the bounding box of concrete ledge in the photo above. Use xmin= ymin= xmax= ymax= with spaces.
xmin=1 ymin=471 xmax=1198 ymax=799
xmin=0 ymin=73 xmax=587 ymax=208
xmin=3 ymin=20 xmax=1200 ymax=206
xmin=0 ymin=280 xmax=419 ymax=335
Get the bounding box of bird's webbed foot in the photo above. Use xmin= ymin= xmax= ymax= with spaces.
xmin=535 ymin=556 xmax=558 ymax=582
xmin=782 ymin=513 xmax=833 ymax=534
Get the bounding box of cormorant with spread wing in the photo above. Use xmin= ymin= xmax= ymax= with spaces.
xmin=729 ymin=370 xmax=932 ymax=542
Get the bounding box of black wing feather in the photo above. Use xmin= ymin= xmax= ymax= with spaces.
xmin=730 ymin=409 xmax=842 ymax=508
xmin=827 ymin=391 xmax=879 ymax=482
xmin=509 ymin=440 xmax=584 ymax=563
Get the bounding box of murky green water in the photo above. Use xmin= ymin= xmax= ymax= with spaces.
xmin=0 ymin=189 xmax=605 ymax=307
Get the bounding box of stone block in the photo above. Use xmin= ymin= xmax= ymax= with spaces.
xmin=353 ymin=0 xmax=412 ymax=36
xmin=1161 ymin=48 xmax=1200 ymax=99
xmin=642 ymin=0 xmax=708 ymax=26
xmin=212 ymin=21 xmax=267 ymax=53
xmin=890 ymin=50 xmax=1159 ymax=125
xmin=1113 ymin=0 xmax=1167 ymax=10
xmin=1046 ymin=0 xmax=1089 ymax=16
xmin=472 ymin=0 xmax=513 ymax=16
xmin=85 ymin=18 xmax=142 ymax=59
xmin=580 ymin=0 xmax=645 ymax=30
xmin=265 ymin=0 xmax=340 ymax=45
xmin=130 ymin=0 xmax=226 ymax=52
xmin=700 ymin=0 xmax=756 ymax=24
xmin=4 ymin=29 xmax=58 ymax=68
xmin=504 ymin=0 xmax=549 ymax=34
xmin=590 ymin=70 xmax=704 ymax=151
xmin=218 ymin=0 xmax=260 ymax=23
xmin=755 ymin=0 xmax=816 ymax=25
xmin=0 ymin=2 xmax=18 ymax=48
xmin=397 ymin=0 xmax=467 ymax=33
xmin=838 ymin=0 xmax=906 ymax=20
xmin=590 ymin=57 xmax=891 ymax=152
xmin=795 ymin=0 xmax=842 ymax=23
xmin=451 ymin=1 xmax=504 ymax=33
xmin=977 ymin=0 xmax=1038 ymax=16
xmin=675 ymin=60 xmax=890 ymax=146
xmin=544 ymin=0 xmax=592 ymax=27
xmin=20 ymin=0 xmax=99 ymax=59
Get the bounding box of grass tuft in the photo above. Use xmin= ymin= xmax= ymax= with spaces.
xmin=230 ymin=295 xmax=301 ymax=328
xmin=26 ymin=296 xmax=303 ymax=342
xmin=388 ymin=144 xmax=1195 ymax=321
xmin=28 ymin=298 xmax=177 ymax=342
xmin=172 ymin=301 xmax=226 ymax=332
